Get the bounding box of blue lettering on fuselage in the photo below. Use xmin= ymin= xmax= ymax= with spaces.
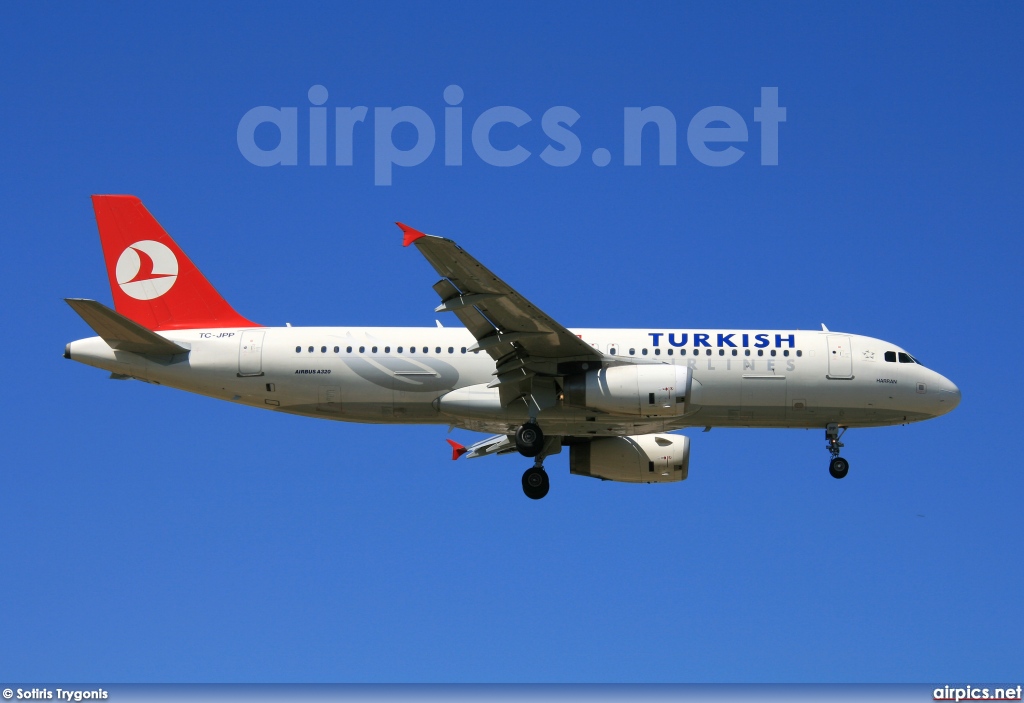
xmin=648 ymin=332 xmax=801 ymax=348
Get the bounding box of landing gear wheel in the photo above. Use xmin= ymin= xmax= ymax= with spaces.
xmin=829 ymin=457 xmax=850 ymax=479
xmin=522 ymin=467 xmax=549 ymax=500
xmin=515 ymin=422 xmax=545 ymax=457
xmin=825 ymin=423 xmax=849 ymax=479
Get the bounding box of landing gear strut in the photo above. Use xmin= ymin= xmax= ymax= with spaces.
xmin=826 ymin=423 xmax=849 ymax=479
xmin=515 ymin=421 xmax=545 ymax=457
xmin=518 ymin=421 xmax=550 ymax=499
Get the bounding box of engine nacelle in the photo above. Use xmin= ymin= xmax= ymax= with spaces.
xmin=563 ymin=364 xmax=692 ymax=417
xmin=570 ymin=434 xmax=690 ymax=483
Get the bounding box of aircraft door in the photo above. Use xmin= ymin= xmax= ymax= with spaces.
xmin=826 ymin=335 xmax=853 ymax=379
xmin=238 ymin=330 xmax=266 ymax=377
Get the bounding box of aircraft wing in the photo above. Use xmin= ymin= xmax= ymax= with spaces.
xmin=400 ymin=223 xmax=606 ymax=411
xmin=399 ymin=224 xmax=602 ymax=364
xmin=462 ymin=433 xmax=517 ymax=459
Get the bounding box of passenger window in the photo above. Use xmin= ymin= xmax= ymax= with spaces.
xmin=898 ymin=352 xmax=914 ymax=363
xmin=435 ymin=347 xmax=441 ymax=353
xmin=397 ymin=347 xmax=403 ymax=353
xmin=667 ymin=349 xmax=673 ymax=356
xmin=732 ymin=349 xmax=738 ymax=356
xmin=783 ymin=350 xmax=789 ymax=357
xmin=334 ymin=346 xmax=339 ymax=353
xmin=346 ymin=346 xmax=352 ymax=353
xmin=654 ymin=349 xmax=661 ymax=355
xmin=796 ymin=350 xmax=802 ymax=357
xmin=308 ymin=346 xmax=314 ymax=353
xmin=629 ymin=348 xmax=635 ymax=355
xmin=680 ymin=349 xmax=686 ymax=356
xmin=359 ymin=346 xmax=365 ymax=353
xmin=461 ymin=347 xmax=467 ymax=353
xmin=295 ymin=346 xmax=301 ymax=353
xmin=706 ymin=349 xmax=712 ymax=356
xmin=384 ymin=346 xmax=390 ymax=353
xmin=609 ymin=347 xmax=617 ymax=355
xmin=770 ymin=349 xmax=776 ymax=357
xmin=718 ymin=349 xmax=725 ymax=356
xmin=884 ymin=351 xmax=897 ymax=362
xmin=372 ymin=346 xmax=378 ymax=353
xmin=744 ymin=349 xmax=750 ymax=356
xmin=321 ymin=346 xmax=327 ymax=353
xmin=448 ymin=347 xmax=454 ymax=354
xmin=642 ymin=349 xmax=648 ymax=355
xmin=757 ymin=349 xmax=764 ymax=357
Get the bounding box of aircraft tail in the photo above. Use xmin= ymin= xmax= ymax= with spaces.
xmin=91 ymin=195 xmax=258 ymax=331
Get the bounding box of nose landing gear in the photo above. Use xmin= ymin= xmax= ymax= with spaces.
xmin=826 ymin=423 xmax=849 ymax=479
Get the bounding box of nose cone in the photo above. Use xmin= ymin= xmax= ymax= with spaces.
xmin=932 ymin=374 xmax=961 ymax=416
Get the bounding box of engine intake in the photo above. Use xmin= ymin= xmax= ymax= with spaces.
xmin=563 ymin=364 xmax=692 ymax=417
xmin=570 ymin=434 xmax=690 ymax=483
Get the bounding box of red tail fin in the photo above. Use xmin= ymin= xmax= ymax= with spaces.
xmin=91 ymin=195 xmax=258 ymax=331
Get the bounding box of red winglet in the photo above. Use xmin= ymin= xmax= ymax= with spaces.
xmin=446 ymin=439 xmax=468 ymax=461
xmin=396 ymin=222 xmax=427 ymax=247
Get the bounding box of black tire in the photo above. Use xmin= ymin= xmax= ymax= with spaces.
xmin=829 ymin=457 xmax=850 ymax=479
xmin=522 ymin=467 xmax=550 ymax=500
xmin=515 ymin=422 xmax=545 ymax=457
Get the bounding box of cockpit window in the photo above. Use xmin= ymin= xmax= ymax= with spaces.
xmin=898 ymin=352 xmax=916 ymax=364
xmin=884 ymin=351 xmax=897 ymax=362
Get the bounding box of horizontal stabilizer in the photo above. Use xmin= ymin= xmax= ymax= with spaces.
xmin=65 ymin=298 xmax=189 ymax=355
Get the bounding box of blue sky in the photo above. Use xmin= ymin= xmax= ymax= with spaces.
xmin=1 ymin=1 xmax=1021 ymax=682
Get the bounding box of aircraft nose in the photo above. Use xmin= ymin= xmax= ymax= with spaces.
xmin=933 ymin=375 xmax=960 ymax=415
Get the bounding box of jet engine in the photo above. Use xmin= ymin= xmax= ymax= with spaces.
xmin=569 ymin=434 xmax=690 ymax=483
xmin=563 ymin=364 xmax=692 ymax=417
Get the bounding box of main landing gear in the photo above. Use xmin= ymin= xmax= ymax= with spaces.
xmin=515 ymin=421 xmax=545 ymax=457
xmin=522 ymin=464 xmax=549 ymax=500
xmin=517 ymin=421 xmax=549 ymax=499
xmin=826 ymin=423 xmax=849 ymax=479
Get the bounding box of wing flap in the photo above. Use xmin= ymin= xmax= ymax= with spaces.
xmin=432 ymin=279 xmax=495 ymax=341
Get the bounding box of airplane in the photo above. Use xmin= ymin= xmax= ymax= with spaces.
xmin=65 ymin=196 xmax=961 ymax=499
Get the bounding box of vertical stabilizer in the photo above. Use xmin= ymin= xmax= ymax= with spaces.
xmin=91 ymin=195 xmax=258 ymax=330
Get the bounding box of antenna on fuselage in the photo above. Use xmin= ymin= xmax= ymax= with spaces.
xmin=821 ymin=323 xmax=829 ymax=332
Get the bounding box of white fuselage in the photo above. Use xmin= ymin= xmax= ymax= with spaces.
xmin=66 ymin=326 xmax=961 ymax=437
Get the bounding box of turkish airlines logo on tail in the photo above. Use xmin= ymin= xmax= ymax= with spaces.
xmin=115 ymin=240 xmax=178 ymax=300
